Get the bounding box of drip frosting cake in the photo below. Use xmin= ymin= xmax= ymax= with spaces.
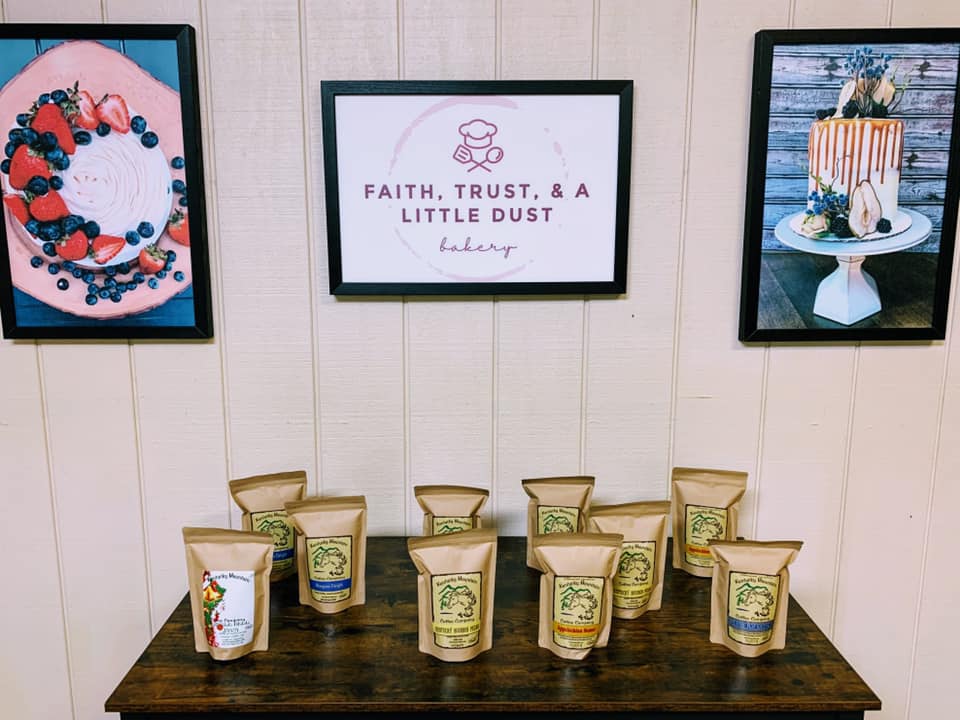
xmin=800 ymin=47 xmax=910 ymax=241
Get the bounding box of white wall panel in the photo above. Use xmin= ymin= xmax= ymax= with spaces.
xmin=586 ymin=0 xmax=693 ymax=505
xmin=205 ymin=0 xmax=317 ymax=528
xmin=672 ymin=0 xmax=790 ymax=530
xmin=305 ymin=0 xmax=406 ymax=531
xmin=756 ymin=0 xmax=887 ymax=636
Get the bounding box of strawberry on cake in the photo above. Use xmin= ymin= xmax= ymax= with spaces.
xmin=2 ymin=83 xmax=172 ymax=269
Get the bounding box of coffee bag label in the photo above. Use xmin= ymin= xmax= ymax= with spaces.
xmin=202 ymin=570 xmax=254 ymax=649
xmin=728 ymin=571 xmax=779 ymax=646
xmin=613 ymin=541 xmax=656 ymax=609
xmin=537 ymin=505 xmax=579 ymax=534
xmin=553 ymin=576 xmax=603 ymax=649
xmin=684 ymin=504 xmax=728 ymax=567
xmin=306 ymin=535 xmax=353 ymax=602
xmin=251 ymin=509 xmax=295 ymax=571
xmin=431 ymin=572 xmax=482 ymax=649
xmin=432 ymin=516 xmax=474 ymax=535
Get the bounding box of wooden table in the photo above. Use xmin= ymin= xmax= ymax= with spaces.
xmin=106 ymin=537 xmax=880 ymax=719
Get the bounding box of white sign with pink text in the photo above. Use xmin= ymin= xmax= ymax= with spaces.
xmin=324 ymin=85 xmax=631 ymax=292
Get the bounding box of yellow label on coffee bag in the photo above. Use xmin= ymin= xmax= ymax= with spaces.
xmin=537 ymin=505 xmax=579 ymax=534
xmin=431 ymin=572 xmax=482 ymax=649
xmin=613 ymin=541 xmax=656 ymax=609
xmin=684 ymin=504 xmax=727 ymax=567
xmin=553 ymin=576 xmax=603 ymax=649
xmin=432 ymin=516 xmax=474 ymax=535
xmin=306 ymin=535 xmax=353 ymax=602
xmin=728 ymin=571 xmax=779 ymax=645
xmin=251 ymin=509 xmax=295 ymax=572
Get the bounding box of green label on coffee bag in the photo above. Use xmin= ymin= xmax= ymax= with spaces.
xmin=306 ymin=535 xmax=352 ymax=602
xmin=684 ymin=504 xmax=727 ymax=567
xmin=728 ymin=571 xmax=779 ymax=645
xmin=251 ymin=509 xmax=295 ymax=572
xmin=613 ymin=541 xmax=656 ymax=609
xmin=431 ymin=572 xmax=482 ymax=649
xmin=553 ymin=576 xmax=603 ymax=649
xmin=537 ymin=505 xmax=579 ymax=534
xmin=432 ymin=516 xmax=474 ymax=535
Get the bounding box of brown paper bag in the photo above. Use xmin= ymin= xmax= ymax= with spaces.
xmin=709 ymin=539 xmax=803 ymax=657
xmin=532 ymin=532 xmax=622 ymax=660
xmin=285 ymin=496 xmax=367 ymax=614
xmin=228 ymin=470 xmax=307 ymax=581
xmin=407 ymin=528 xmax=497 ymax=662
xmin=182 ymin=527 xmax=273 ymax=661
xmin=588 ymin=501 xmax=670 ymax=618
xmin=522 ymin=476 xmax=595 ymax=569
xmin=414 ymin=485 xmax=489 ymax=536
xmin=671 ymin=467 xmax=747 ymax=577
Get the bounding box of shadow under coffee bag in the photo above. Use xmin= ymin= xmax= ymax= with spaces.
xmin=182 ymin=527 xmax=273 ymax=661
xmin=521 ymin=476 xmax=594 ymax=570
xmin=414 ymin=485 xmax=489 ymax=536
xmin=588 ymin=501 xmax=670 ymax=619
xmin=229 ymin=470 xmax=307 ymax=581
xmin=671 ymin=467 xmax=747 ymax=577
xmin=285 ymin=496 xmax=367 ymax=614
xmin=532 ymin=532 xmax=622 ymax=660
xmin=708 ymin=539 xmax=803 ymax=657
xmin=407 ymin=528 xmax=497 ymax=662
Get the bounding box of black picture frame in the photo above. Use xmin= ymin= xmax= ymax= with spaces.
xmin=321 ymin=80 xmax=633 ymax=295
xmin=739 ymin=29 xmax=960 ymax=342
xmin=0 ymin=24 xmax=213 ymax=339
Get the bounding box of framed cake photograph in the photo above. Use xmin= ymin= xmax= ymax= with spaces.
xmin=0 ymin=24 xmax=213 ymax=339
xmin=321 ymin=80 xmax=632 ymax=295
xmin=739 ymin=29 xmax=960 ymax=342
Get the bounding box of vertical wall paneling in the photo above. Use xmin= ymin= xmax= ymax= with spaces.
xmin=305 ymin=0 xmax=406 ymax=532
xmin=0 ymin=348 xmax=73 ymax=719
xmin=39 ymin=342 xmax=151 ymax=720
xmin=755 ymin=0 xmax=885 ymax=634
xmin=104 ymin=0 xmax=232 ymax=632
xmin=495 ymin=0 xmax=594 ymax=535
xmin=402 ymin=1 xmax=497 ymax=531
xmin=672 ymin=0 xmax=791 ymax=530
xmin=205 ymin=1 xmax=317 ymax=531
xmin=586 ymin=0 xmax=693 ymax=505
xmin=831 ymin=3 xmax=960 ymax=718
xmin=4 ymin=3 xmax=960 ymax=719
xmin=891 ymin=5 xmax=960 ymax=719
xmin=7 ymin=3 xmax=153 ymax=720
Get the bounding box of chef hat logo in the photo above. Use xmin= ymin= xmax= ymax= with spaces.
xmin=459 ymin=119 xmax=498 ymax=149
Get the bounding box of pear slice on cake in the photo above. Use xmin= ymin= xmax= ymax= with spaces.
xmin=848 ymin=180 xmax=882 ymax=238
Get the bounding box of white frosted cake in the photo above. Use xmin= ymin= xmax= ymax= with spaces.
xmin=807 ymin=118 xmax=904 ymax=223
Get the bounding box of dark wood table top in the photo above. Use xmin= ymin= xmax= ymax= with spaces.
xmin=106 ymin=537 xmax=880 ymax=718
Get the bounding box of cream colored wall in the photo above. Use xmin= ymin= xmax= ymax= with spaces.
xmin=0 ymin=1 xmax=956 ymax=718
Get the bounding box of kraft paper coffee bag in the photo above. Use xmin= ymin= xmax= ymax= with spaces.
xmin=285 ymin=496 xmax=367 ymax=614
xmin=522 ymin=476 xmax=594 ymax=570
xmin=182 ymin=527 xmax=273 ymax=661
xmin=671 ymin=467 xmax=747 ymax=577
xmin=414 ymin=485 xmax=489 ymax=536
xmin=229 ymin=470 xmax=307 ymax=581
xmin=588 ymin=501 xmax=670 ymax=619
xmin=709 ymin=539 xmax=803 ymax=657
xmin=532 ymin=532 xmax=621 ymax=660
xmin=407 ymin=528 xmax=497 ymax=662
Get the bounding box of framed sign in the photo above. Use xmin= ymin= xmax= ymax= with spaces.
xmin=739 ymin=29 xmax=960 ymax=342
xmin=0 ymin=24 xmax=213 ymax=339
xmin=321 ymin=80 xmax=633 ymax=295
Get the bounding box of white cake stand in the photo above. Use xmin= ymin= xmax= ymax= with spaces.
xmin=774 ymin=209 xmax=932 ymax=326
